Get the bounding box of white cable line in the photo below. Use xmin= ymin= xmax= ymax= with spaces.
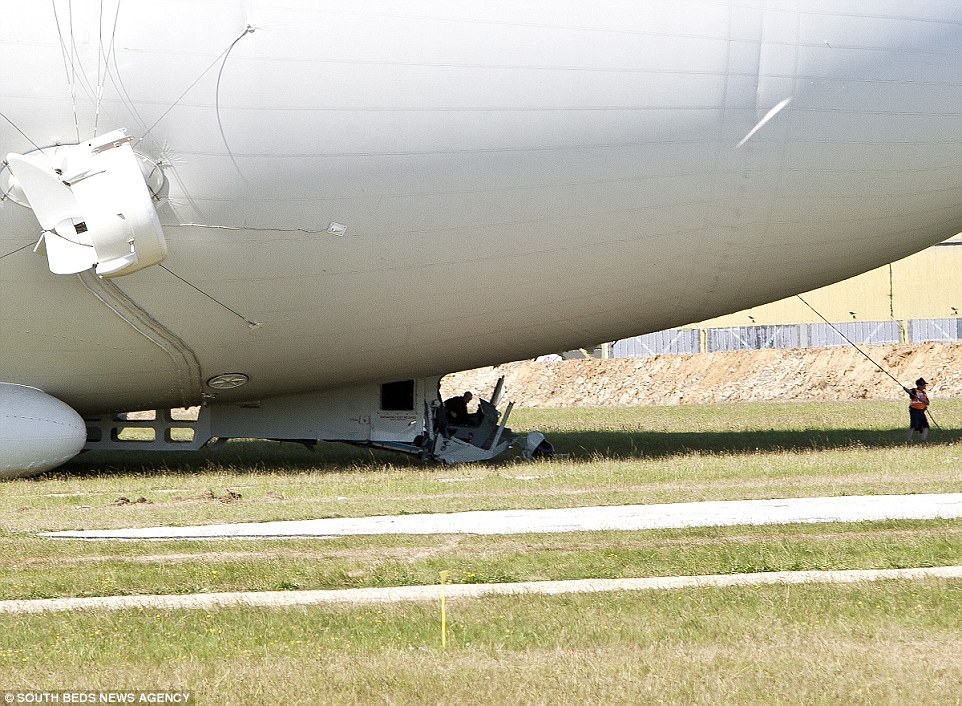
xmin=93 ymin=0 xmax=105 ymax=136
xmin=0 ymin=110 xmax=48 ymax=156
xmin=159 ymin=264 xmax=261 ymax=329
xmin=136 ymin=27 xmax=254 ymax=147
xmin=0 ymin=243 xmax=35 ymax=262
xmin=50 ymin=0 xmax=80 ymax=142
xmin=169 ymin=222 xmax=331 ymax=233
xmin=98 ymin=0 xmax=125 ymax=132
xmin=215 ymin=26 xmax=256 ymax=182
xmin=105 ymin=4 xmax=152 ymax=140
xmin=68 ymin=0 xmax=80 ymax=141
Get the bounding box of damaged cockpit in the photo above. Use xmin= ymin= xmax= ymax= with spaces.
xmin=420 ymin=378 xmax=517 ymax=464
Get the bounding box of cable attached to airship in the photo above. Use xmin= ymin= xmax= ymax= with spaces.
xmin=796 ymin=295 xmax=942 ymax=430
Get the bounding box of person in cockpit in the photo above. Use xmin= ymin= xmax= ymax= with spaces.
xmin=444 ymin=391 xmax=473 ymax=425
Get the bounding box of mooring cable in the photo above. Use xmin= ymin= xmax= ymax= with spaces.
xmin=796 ymin=295 xmax=904 ymax=386
xmin=796 ymin=295 xmax=942 ymax=430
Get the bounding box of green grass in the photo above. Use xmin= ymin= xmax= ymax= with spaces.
xmin=1 ymin=521 xmax=962 ymax=601
xmin=1 ymin=399 xmax=961 ymax=703
xmin=2 ymin=400 xmax=960 ymax=536
xmin=2 ymin=582 xmax=960 ymax=703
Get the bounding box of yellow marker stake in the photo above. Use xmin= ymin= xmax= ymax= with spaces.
xmin=439 ymin=570 xmax=450 ymax=650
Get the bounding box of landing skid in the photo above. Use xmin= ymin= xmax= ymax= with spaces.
xmin=81 ymin=375 xmax=547 ymax=466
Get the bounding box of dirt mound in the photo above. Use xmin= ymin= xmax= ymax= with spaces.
xmin=444 ymin=342 xmax=962 ymax=407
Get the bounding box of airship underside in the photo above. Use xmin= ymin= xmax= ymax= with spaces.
xmin=2 ymin=1 xmax=961 ymax=474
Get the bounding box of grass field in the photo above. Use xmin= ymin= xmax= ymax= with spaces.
xmin=2 ymin=400 xmax=962 ymax=703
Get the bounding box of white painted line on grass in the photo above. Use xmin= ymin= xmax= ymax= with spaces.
xmin=41 ymin=493 xmax=962 ymax=540
xmin=2 ymin=566 xmax=961 ymax=614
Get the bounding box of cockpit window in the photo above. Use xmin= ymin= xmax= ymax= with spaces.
xmin=380 ymin=380 xmax=415 ymax=410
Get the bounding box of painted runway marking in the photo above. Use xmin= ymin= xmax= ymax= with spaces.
xmin=16 ymin=494 xmax=962 ymax=613
xmin=2 ymin=566 xmax=961 ymax=614
xmin=41 ymin=493 xmax=962 ymax=540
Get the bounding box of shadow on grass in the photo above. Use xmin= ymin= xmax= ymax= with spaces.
xmin=56 ymin=441 xmax=421 ymax=479
xmin=48 ymin=425 xmax=958 ymax=479
xmin=547 ymin=427 xmax=957 ymax=460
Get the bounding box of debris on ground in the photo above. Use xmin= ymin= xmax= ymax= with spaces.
xmin=110 ymin=496 xmax=152 ymax=506
xmin=219 ymin=489 xmax=242 ymax=503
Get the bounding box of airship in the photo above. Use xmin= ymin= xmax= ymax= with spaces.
xmin=2 ymin=1 xmax=961 ymax=476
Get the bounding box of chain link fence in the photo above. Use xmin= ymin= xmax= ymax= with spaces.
xmin=612 ymin=318 xmax=960 ymax=358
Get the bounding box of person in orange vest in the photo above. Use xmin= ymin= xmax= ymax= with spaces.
xmin=904 ymin=377 xmax=930 ymax=441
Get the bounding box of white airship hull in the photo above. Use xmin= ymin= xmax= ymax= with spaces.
xmin=1 ymin=2 xmax=962 ymax=469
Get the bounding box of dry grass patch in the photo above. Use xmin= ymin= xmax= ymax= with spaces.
xmin=1 ymin=581 xmax=960 ymax=704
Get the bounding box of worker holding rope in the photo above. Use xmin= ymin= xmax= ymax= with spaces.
xmin=905 ymin=378 xmax=931 ymax=442
xmin=796 ymin=296 xmax=944 ymax=440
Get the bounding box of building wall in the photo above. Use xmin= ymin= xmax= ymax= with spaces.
xmin=694 ymin=237 xmax=962 ymax=327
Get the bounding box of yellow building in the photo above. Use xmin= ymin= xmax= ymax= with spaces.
xmin=697 ymin=235 xmax=962 ymax=328
xmin=612 ymin=235 xmax=962 ymax=357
